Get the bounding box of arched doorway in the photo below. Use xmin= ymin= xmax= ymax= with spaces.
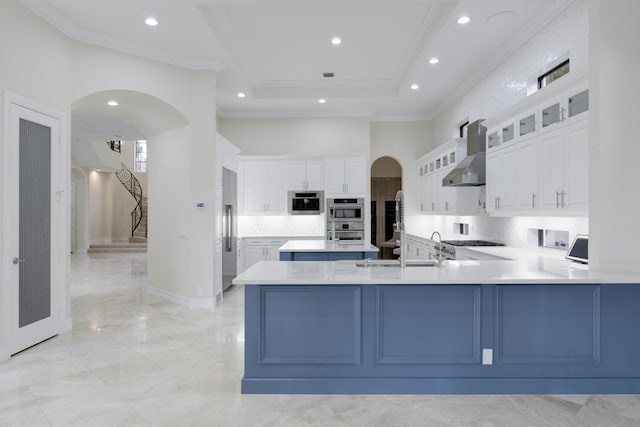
xmin=371 ymin=157 xmax=402 ymax=258
xmin=70 ymin=90 xmax=188 ymax=253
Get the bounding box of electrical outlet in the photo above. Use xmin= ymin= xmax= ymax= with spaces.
xmin=197 ymin=287 xmax=204 ymax=297
xmin=482 ymin=348 xmax=493 ymax=365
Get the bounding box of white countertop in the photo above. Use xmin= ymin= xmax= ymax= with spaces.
xmin=278 ymin=239 xmax=379 ymax=253
xmin=233 ymin=258 xmax=640 ymax=285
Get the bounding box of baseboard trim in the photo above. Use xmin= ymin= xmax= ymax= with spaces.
xmin=146 ymin=286 xmax=215 ymax=310
xmin=63 ymin=317 xmax=73 ymax=333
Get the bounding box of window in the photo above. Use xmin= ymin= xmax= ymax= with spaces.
xmin=134 ymin=140 xmax=147 ymax=173
xmin=538 ymin=59 xmax=570 ymax=89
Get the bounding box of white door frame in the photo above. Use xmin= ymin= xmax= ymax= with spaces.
xmin=1 ymin=91 xmax=68 ymax=359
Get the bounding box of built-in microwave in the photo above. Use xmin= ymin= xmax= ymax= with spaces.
xmin=327 ymin=198 xmax=364 ymax=220
xmin=288 ymin=191 xmax=324 ymax=215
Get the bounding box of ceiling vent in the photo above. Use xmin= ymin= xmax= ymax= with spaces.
xmin=322 ymin=72 xmax=335 ymax=78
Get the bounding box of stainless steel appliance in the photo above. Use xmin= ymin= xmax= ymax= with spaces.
xmin=326 ymin=197 xmax=365 ymax=240
xmin=443 ymin=120 xmax=487 ymax=187
xmin=434 ymin=239 xmax=504 ymax=260
xmin=222 ymin=167 xmax=237 ymax=291
xmin=288 ymin=191 xmax=324 ymax=215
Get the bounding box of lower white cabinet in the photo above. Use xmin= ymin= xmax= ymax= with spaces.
xmin=486 ymin=145 xmax=517 ymax=215
xmin=455 ymin=248 xmax=510 ymax=261
xmin=241 ymin=238 xmax=286 ymax=272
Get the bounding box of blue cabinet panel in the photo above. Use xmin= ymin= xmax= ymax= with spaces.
xmin=280 ymin=251 xmax=377 ymax=261
xmin=328 ymin=252 xmax=365 ymax=261
xmin=496 ymin=285 xmax=600 ymax=363
xmin=376 ymin=285 xmax=481 ymax=364
xmin=243 ymin=283 xmax=640 ymax=394
xmin=291 ymin=252 xmax=328 ymax=261
xmin=259 ymin=286 xmax=361 ymax=364
xmin=279 ymin=253 xmax=292 ymax=261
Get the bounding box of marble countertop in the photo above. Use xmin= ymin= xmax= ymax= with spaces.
xmin=278 ymin=239 xmax=379 ymax=253
xmin=233 ymin=258 xmax=640 ymax=285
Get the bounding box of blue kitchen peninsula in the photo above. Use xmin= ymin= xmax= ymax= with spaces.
xmin=233 ymin=259 xmax=640 ymax=394
xmin=278 ymin=239 xmax=378 ymax=261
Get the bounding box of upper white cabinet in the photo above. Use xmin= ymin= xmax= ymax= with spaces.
xmin=325 ymin=157 xmax=367 ymax=196
xmin=539 ymin=119 xmax=589 ymax=213
xmin=417 ymin=140 xmax=481 ymax=215
xmin=239 ymin=160 xmax=287 ymax=214
xmin=287 ymin=159 xmax=324 ymax=191
xmin=484 ymin=80 xmax=589 ymax=217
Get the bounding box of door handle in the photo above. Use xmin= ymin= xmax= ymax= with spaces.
xmin=13 ymin=257 xmax=28 ymax=265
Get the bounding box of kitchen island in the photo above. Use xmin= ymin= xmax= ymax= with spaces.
xmin=233 ymin=259 xmax=640 ymax=394
xmin=278 ymin=239 xmax=378 ymax=261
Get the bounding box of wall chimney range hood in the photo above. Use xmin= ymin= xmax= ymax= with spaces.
xmin=443 ymin=120 xmax=487 ymax=187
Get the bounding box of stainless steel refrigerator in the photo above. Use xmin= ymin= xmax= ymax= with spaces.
xmin=222 ymin=167 xmax=237 ymax=292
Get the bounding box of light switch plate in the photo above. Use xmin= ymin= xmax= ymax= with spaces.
xmin=482 ymin=348 xmax=493 ymax=365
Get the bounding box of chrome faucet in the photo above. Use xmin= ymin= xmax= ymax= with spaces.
xmin=430 ymin=231 xmax=443 ymax=268
xmin=395 ymin=190 xmax=406 ymax=268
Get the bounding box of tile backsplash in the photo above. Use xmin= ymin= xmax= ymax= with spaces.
xmin=407 ymin=213 xmax=588 ymax=250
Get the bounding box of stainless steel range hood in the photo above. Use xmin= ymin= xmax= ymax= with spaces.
xmin=442 ymin=120 xmax=487 ymax=187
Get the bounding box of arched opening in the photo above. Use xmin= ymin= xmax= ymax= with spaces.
xmin=370 ymin=156 xmax=402 ymax=259
xmin=70 ymin=90 xmax=188 ymax=252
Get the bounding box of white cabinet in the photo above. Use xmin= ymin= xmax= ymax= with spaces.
xmin=485 ymin=80 xmax=589 ymax=217
xmin=516 ymin=135 xmax=540 ymax=211
xmin=287 ymin=159 xmax=324 ymax=191
xmin=239 ymin=160 xmax=287 ymax=214
xmin=455 ymin=248 xmax=510 ymax=261
xmin=325 ymin=157 xmax=366 ymax=196
xmin=486 ymin=144 xmax=516 ymax=215
xmin=241 ymin=238 xmax=285 ymax=272
xmin=539 ymin=119 xmax=588 ymax=213
xmin=417 ymin=140 xmax=481 ymax=215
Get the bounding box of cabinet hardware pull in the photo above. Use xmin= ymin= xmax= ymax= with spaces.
xmin=12 ymin=257 xmax=28 ymax=265
xmin=532 ymin=193 xmax=536 ymax=208
xmin=561 ymin=191 xmax=566 ymax=208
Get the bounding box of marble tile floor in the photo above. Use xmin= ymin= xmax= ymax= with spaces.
xmin=1 ymin=253 xmax=640 ymax=427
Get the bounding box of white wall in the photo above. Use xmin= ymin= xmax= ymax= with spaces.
xmin=433 ymin=0 xmax=589 ymax=145
xmin=219 ymin=117 xmax=370 ymax=155
xmin=589 ymin=0 xmax=640 ymax=272
xmin=87 ymin=171 xmax=114 ymax=243
xmin=0 ymin=0 xmax=73 ymax=358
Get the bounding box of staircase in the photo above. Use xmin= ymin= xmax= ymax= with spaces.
xmin=129 ymin=197 xmax=147 ymax=244
xmin=88 ymin=241 xmax=147 ymax=253
xmin=114 ymin=162 xmax=147 ymax=244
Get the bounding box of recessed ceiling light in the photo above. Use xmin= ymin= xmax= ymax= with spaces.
xmin=331 ymin=37 xmax=342 ymax=46
xmin=318 ymin=99 xmax=326 ymax=104
xmin=457 ymin=16 xmax=471 ymax=24
xmin=410 ymin=84 xmax=420 ymax=90
xmin=428 ymin=57 xmax=439 ymax=65
xmin=145 ymin=17 xmax=158 ymax=26
xmin=237 ymin=92 xmax=246 ymax=98
xmin=107 ymin=100 xmax=119 ymax=106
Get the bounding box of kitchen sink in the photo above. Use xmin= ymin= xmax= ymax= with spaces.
xmin=355 ymin=259 xmax=439 ymax=267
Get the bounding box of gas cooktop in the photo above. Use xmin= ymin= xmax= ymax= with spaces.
xmin=441 ymin=240 xmax=505 ymax=247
